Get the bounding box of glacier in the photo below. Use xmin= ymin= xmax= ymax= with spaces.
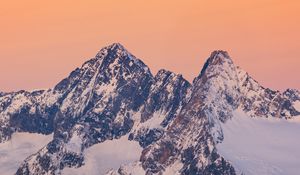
xmin=217 ymin=109 xmax=300 ymax=175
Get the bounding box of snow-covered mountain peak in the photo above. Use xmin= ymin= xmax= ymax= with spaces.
xmin=210 ymin=50 xmax=231 ymax=60
xmin=56 ymin=43 xmax=154 ymax=130
xmin=197 ymin=50 xmax=237 ymax=85
xmin=107 ymin=42 xmax=125 ymax=49
xmin=205 ymin=50 xmax=232 ymax=67
xmin=95 ymin=42 xmax=131 ymax=62
xmin=194 ymin=51 xmax=240 ymax=104
xmin=95 ymin=42 xmax=126 ymax=57
xmin=93 ymin=43 xmax=151 ymax=76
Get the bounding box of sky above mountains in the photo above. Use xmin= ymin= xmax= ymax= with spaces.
xmin=0 ymin=0 xmax=299 ymax=91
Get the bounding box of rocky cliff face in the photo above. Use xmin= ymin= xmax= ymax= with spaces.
xmin=0 ymin=89 xmax=58 ymax=143
xmin=0 ymin=44 xmax=299 ymax=175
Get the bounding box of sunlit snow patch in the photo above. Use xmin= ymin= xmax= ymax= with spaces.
xmin=293 ymin=101 xmax=300 ymax=112
xmin=217 ymin=109 xmax=300 ymax=175
xmin=0 ymin=132 xmax=53 ymax=175
xmin=62 ymin=135 xmax=142 ymax=175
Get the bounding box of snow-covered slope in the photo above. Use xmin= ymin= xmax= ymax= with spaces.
xmin=62 ymin=135 xmax=142 ymax=175
xmin=217 ymin=109 xmax=300 ymax=175
xmin=0 ymin=132 xmax=53 ymax=175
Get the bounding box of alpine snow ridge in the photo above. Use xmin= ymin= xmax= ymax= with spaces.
xmin=0 ymin=43 xmax=299 ymax=175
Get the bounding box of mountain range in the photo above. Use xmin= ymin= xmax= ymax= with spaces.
xmin=0 ymin=43 xmax=299 ymax=175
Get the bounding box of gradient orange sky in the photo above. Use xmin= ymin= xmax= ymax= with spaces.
xmin=0 ymin=0 xmax=299 ymax=92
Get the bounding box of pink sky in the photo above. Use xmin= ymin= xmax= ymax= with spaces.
xmin=0 ymin=0 xmax=299 ymax=92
